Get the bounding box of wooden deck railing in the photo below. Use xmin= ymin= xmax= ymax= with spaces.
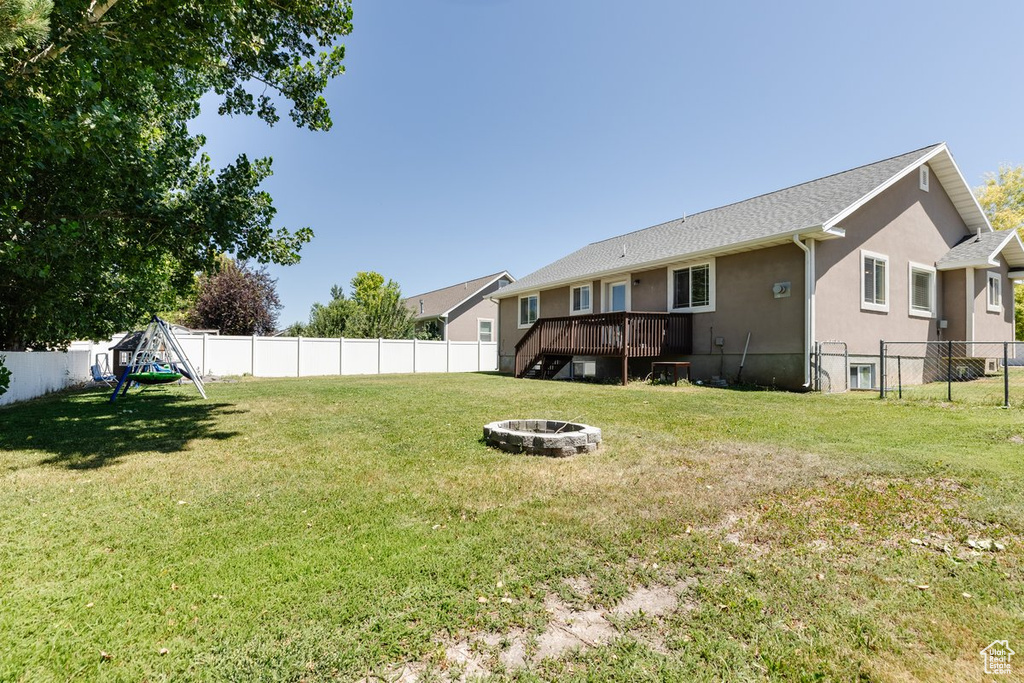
xmin=514 ymin=311 xmax=692 ymax=378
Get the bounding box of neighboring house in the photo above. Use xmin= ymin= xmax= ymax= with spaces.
xmin=405 ymin=271 xmax=515 ymax=342
xmin=494 ymin=143 xmax=1024 ymax=389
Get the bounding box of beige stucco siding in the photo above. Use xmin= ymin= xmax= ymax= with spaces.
xmin=815 ymin=170 xmax=977 ymax=354
xmin=687 ymin=245 xmax=806 ymax=355
xmin=445 ymin=279 xmax=503 ymax=341
xmin=941 ymin=270 xmax=967 ymax=341
xmin=497 ymin=244 xmax=805 ymax=373
xmin=973 ymin=258 xmax=1014 ymax=341
xmin=629 ymin=267 xmax=668 ymax=311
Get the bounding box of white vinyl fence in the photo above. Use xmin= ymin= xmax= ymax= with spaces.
xmin=71 ymin=335 xmax=498 ymax=379
xmin=0 ymin=350 xmax=92 ymax=407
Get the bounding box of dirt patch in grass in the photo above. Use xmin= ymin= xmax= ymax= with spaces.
xmin=361 ymin=575 xmax=700 ymax=681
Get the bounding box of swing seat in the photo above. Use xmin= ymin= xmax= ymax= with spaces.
xmin=127 ymin=371 xmax=182 ymax=385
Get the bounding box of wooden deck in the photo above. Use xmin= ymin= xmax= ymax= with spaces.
xmin=515 ymin=311 xmax=693 ymax=384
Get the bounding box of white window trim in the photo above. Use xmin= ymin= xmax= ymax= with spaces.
xmin=987 ymin=272 xmax=1003 ymax=313
xmin=849 ymin=363 xmax=876 ymax=390
xmin=919 ymin=165 xmax=930 ymax=192
xmin=569 ymin=282 xmax=593 ymax=315
xmin=667 ymin=258 xmax=716 ymax=314
xmin=860 ymin=249 xmax=889 ymax=313
xmin=477 ymin=317 xmax=494 ymax=342
xmin=517 ymin=293 xmax=540 ymax=329
xmin=907 ymin=261 xmax=936 ymax=319
xmin=600 ymin=278 xmax=631 ymax=313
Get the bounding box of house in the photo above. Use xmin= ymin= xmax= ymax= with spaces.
xmin=493 ymin=143 xmax=1024 ymax=389
xmin=404 ymin=271 xmax=515 ymax=342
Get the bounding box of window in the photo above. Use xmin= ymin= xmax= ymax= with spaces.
xmin=518 ymin=294 xmax=539 ymax=328
xmin=668 ymin=259 xmax=715 ymax=313
xmin=919 ymin=165 xmax=930 ymax=192
xmin=119 ymin=351 xmax=132 ymax=366
xmin=570 ymin=284 xmax=592 ymax=314
xmin=478 ymin=319 xmax=493 ymax=342
xmin=988 ymin=273 xmax=1003 ymax=312
xmin=908 ymin=262 xmax=936 ymax=317
xmin=602 ymin=279 xmax=629 ymax=312
xmin=497 ymin=278 xmax=510 ymax=288
xmin=861 ymin=250 xmax=889 ymax=312
xmin=849 ymin=364 xmax=875 ymax=390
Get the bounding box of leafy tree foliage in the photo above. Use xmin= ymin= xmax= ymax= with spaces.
xmin=976 ymin=165 xmax=1024 ymax=339
xmin=0 ymin=0 xmax=352 ymax=349
xmin=288 ymin=273 xmax=417 ymax=339
xmin=0 ymin=0 xmax=51 ymax=51
xmin=346 ymin=271 xmax=417 ymax=339
xmin=286 ymin=285 xmax=356 ymax=338
xmin=184 ymin=258 xmax=280 ymax=336
xmin=0 ymin=354 xmax=11 ymax=397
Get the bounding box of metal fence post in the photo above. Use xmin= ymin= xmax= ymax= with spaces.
xmin=897 ymin=355 xmax=902 ymax=399
xmin=1004 ymin=341 xmax=1010 ymax=408
xmin=879 ymin=340 xmax=885 ymax=399
xmin=946 ymin=339 xmax=952 ymax=402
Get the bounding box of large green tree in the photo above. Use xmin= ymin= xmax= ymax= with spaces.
xmin=346 ymin=271 xmax=417 ymax=339
xmin=286 ymin=284 xmax=356 ymax=338
xmin=184 ymin=257 xmax=281 ymax=336
xmin=288 ymin=273 xmax=418 ymax=340
xmin=976 ymin=165 xmax=1024 ymax=340
xmin=0 ymin=0 xmax=352 ymax=349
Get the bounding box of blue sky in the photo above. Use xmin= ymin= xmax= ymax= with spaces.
xmin=192 ymin=0 xmax=1024 ymax=326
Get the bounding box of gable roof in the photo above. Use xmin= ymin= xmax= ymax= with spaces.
xmin=937 ymin=229 xmax=1024 ymax=270
xmin=497 ymin=143 xmax=991 ymax=298
xmin=405 ymin=271 xmax=514 ymax=320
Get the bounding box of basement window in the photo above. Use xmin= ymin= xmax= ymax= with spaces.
xmin=849 ymin=364 xmax=875 ymax=390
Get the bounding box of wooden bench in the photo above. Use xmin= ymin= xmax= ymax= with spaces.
xmin=651 ymin=360 xmax=692 ymax=387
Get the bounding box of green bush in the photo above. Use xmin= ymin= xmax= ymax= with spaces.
xmin=0 ymin=354 xmax=10 ymax=397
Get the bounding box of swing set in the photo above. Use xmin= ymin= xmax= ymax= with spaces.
xmin=110 ymin=316 xmax=207 ymax=402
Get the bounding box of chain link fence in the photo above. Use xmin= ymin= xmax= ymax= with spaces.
xmin=881 ymin=341 xmax=1024 ymax=406
xmin=814 ymin=341 xmax=849 ymax=393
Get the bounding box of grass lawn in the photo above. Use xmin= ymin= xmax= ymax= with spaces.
xmin=1 ymin=374 xmax=1022 ymax=681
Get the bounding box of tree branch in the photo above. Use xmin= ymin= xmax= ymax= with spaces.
xmin=19 ymin=0 xmax=121 ymax=73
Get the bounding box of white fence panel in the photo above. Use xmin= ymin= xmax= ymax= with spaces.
xmin=448 ymin=342 xmax=480 ymax=373
xmin=176 ymin=336 xmax=205 ymax=375
xmin=204 ymin=336 xmax=253 ymax=376
xmin=341 ymin=339 xmax=379 ymax=375
xmin=300 ymin=338 xmax=341 ymax=376
xmin=1 ymin=350 xmax=91 ymax=406
xmin=479 ymin=342 xmax=498 ymax=371
xmin=415 ymin=341 xmax=448 ymax=373
xmin=255 ymin=337 xmax=299 ymax=377
xmin=380 ymin=340 xmax=415 ymax=374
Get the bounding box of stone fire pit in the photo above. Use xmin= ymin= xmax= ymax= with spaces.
xmin=483 ymin=419 xmax=601 ymax=457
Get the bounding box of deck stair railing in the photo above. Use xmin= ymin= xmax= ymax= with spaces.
xmin=515 ymin=311 xmax=692 ymax=382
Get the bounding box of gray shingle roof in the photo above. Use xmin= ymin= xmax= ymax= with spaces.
xmin=404 ymin=271 xmax=512 ymax=320
xmin=936 ymin=230 xmax=1017 ymax=268
xmin=498 ymin=144 xmax=944 ymax=297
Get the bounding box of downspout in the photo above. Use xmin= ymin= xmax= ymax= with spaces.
xmin=792 ymin=235 xmax=815 ymax=387
xmin=441 ymin=315 xmax=449 ymax=342
xmin=965 ymin=267 xmax=975 ymax=354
